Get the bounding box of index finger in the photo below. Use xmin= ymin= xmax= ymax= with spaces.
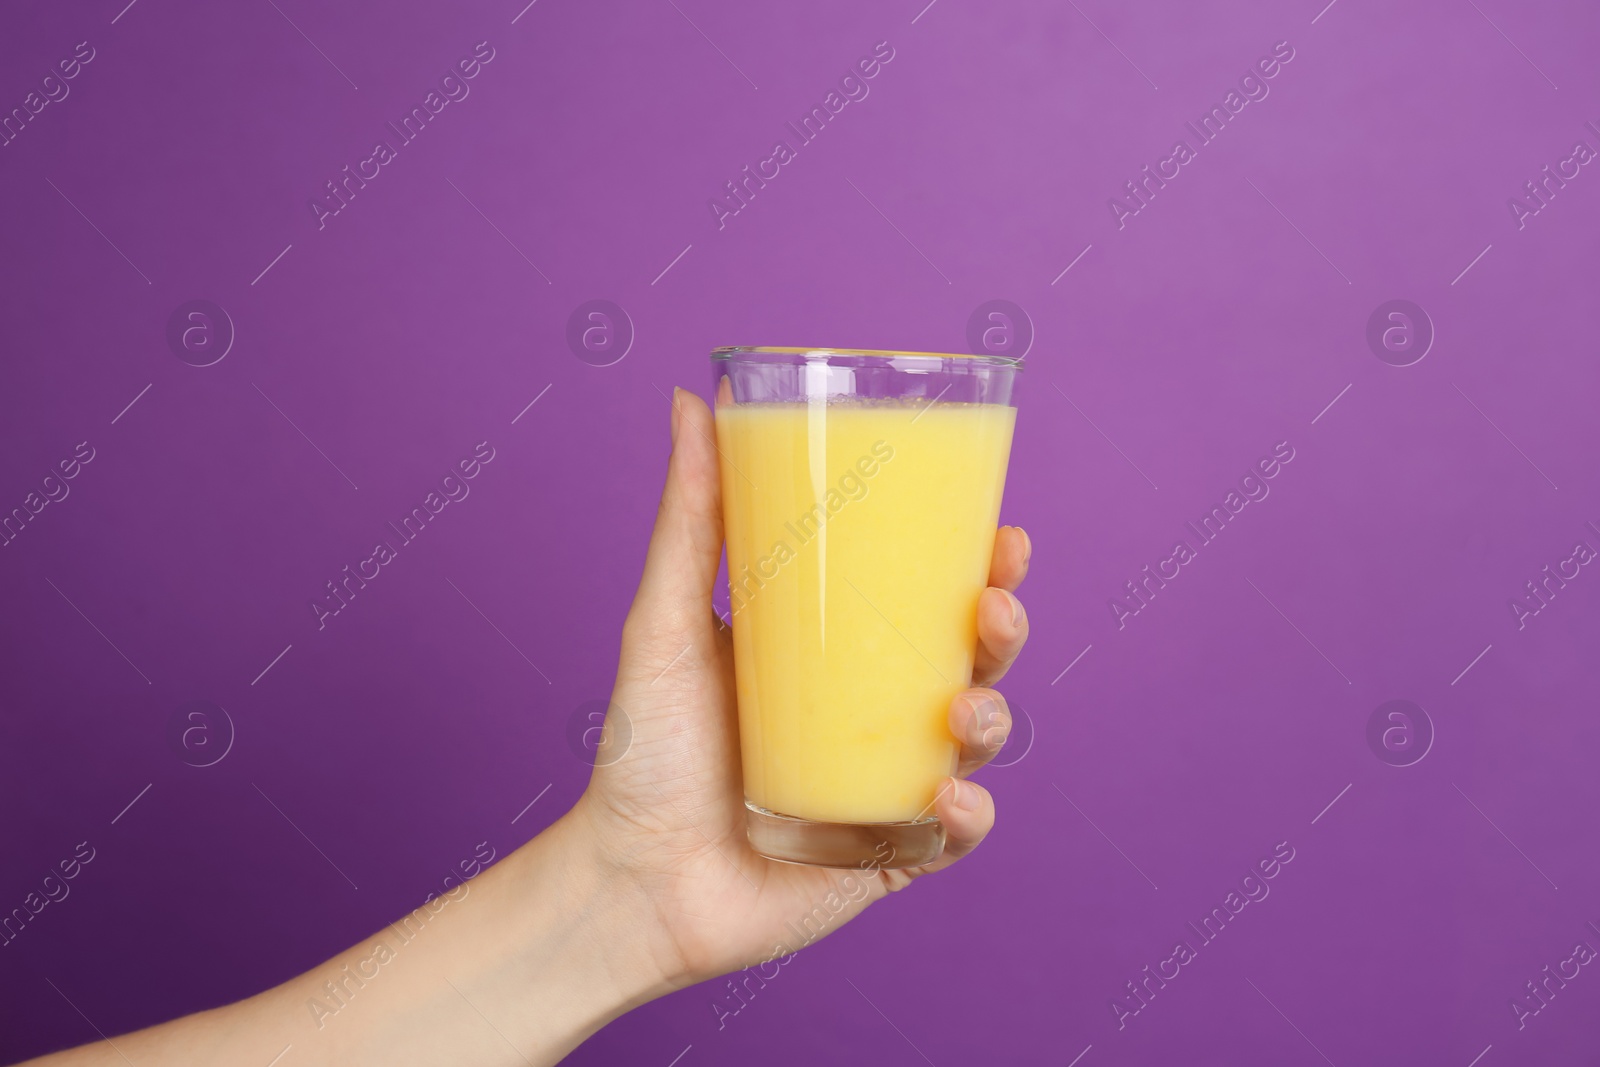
xmin=989 ymin=525 xmax=1031 ymax=593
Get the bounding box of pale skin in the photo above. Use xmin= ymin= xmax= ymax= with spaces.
xmin=25 ymin=388 xmax=1031 ymax=1067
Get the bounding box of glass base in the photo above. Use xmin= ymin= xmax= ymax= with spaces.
xmin=744 ymin=802 xmax=945 ymax=869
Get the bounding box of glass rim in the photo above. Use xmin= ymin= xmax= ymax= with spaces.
xmin=710 ymin=346 xmax=1024 ymax=369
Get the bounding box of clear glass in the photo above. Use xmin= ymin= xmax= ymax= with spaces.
xmin=711 ymin=347 xmax=1021 ymax=868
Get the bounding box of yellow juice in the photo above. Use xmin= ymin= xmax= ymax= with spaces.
xmin=716 ymin=399 xmax=1016 ymax=824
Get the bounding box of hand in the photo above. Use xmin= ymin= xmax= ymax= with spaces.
xmin=14 ymin=386 xmax=1029 ymax=1067
xmin=566 ymin=387 xmax=1032 ymax=990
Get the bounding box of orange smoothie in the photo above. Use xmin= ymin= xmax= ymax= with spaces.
xmin=715 ymin=399 xmax=1016 ymax=824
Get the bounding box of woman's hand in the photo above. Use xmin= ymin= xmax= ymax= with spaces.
xmin=15 ymin=386 xmax=1030 ymax=1067
xmin=566 ymin=387 xmax=1032 ymax=991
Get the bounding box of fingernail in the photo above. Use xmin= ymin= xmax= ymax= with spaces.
xmin=1007 ymin=590 xmax=1024 ymax=629
xmin=950 ymin=778 xmax=981 ymax=811
xmin=966 ymin=695 xmax=1000 ymax=741
xmin=670 ymin=387 xmax=681 ymax=446
xmin=1019 ymin=527 xmax=1032 ymax=565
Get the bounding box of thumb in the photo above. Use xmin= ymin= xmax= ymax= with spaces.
xmin=625 ymin=387 xmax=725 ymax=646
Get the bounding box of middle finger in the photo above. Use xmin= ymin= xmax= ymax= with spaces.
xmin=974 ymin=586 xmax=1029 ymax=685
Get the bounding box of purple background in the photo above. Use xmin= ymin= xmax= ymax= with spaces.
xmin=3 ymin=0 xmax=1598 ymax=1063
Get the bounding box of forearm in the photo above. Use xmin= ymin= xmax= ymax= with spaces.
xmin=25 ymin=808 xmax=677 ymax=1067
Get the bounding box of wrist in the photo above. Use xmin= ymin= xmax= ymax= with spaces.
xmin=252 ymin=800 xmax=684 ymax=1067
xmin=380 ymin=802 xmax=684 ymax=1065
xmin=515 ymin=801 xmax=690 ymax=1007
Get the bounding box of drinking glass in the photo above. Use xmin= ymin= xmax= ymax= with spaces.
xmin=711 ymin=347 xmax=1021 ymax=868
